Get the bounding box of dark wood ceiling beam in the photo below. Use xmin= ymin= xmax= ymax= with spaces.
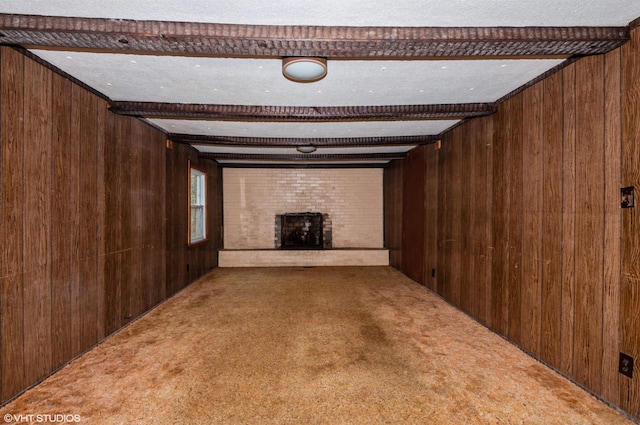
xmin=0 ymin=14 xmax=629 ymax=58
xmin=111 ymin=102 xmax=495 ymax=121
xmin=170 ymin=134 xmax=438 ymax=146
xmin=198 ymin=152 xmax=407 ymax=161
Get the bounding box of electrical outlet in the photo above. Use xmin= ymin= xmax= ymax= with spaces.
xmin=619 ymin=352 xmax=634 ymax=378
xmin=621 ymin=186 xmax=635 ymax=208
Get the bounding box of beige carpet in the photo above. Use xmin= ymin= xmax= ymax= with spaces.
xmin=0 ymin=267 xmax=634 ymax=424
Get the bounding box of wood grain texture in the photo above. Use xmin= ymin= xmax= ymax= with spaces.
xmin=436 ymin=138 xmax=449 ymax=298
xmin=471 ymin=118 xmax=491 ymax=324
xmin=620 ymin=27 xmax=640 ymax=419
xmin=560 ymin=62 xmax=577 ymax=377
xmin=506 ymin=93 xmax=524 ymax=346
xmin=601 ymin=46 xmax=622 ymax=407
xmin=438 ymin=134 xmax=454 ymax=300
xmin=573 ymin=54 xmax=605 ymax=394
xmin=103 ymin=109 xmax=122 ymax=336
xmin=490 ymin=102 xmax=508 ymax=334
xmin=22 ymin=56 xmax=53 ymax=385
xmin=482 ymin=115 xmax=494 ymax=327
xmin=459 ymin=126 xmax=472 ymax=313
xmin=0 ymin=46 xmax=220 ymax=404
xmin=423 ymin=146 xmax=438 ymax=291
xmin=95 ymin=94 xmax=107 ymax=343
xmin=0 ymin=47 xmax=27 ymax=400
xmin=384 ymin=160 xmax=404 ymax=270
xmin=401 ymin=146 xmax=426 ymax=284
xmin=77 ymin=87 xmax=99 ymax=353
xmin=165 ymin=143 xmax=191 ymax=296
xmin=520 ymin=82 xmax=544 ymax=357
xmin=50 ymin=72 xmax=74 ymax=369
xmin=128 ymin=117 xmax=144 ymax=321
xmin=394 ymin=29 xmax=638 ymax=421
xmin=540 ymin=71 xmax=564 ymax=367
xmin=149 ymin=128 xmax=167 ymax=307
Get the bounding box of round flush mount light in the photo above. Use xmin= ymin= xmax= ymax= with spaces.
xmin=296 ymin=145 xmax=317 ymax=153
xmin=282 ymin=57 xmax=327 ymax=83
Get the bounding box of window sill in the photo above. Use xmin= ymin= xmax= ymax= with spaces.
xmin=188 ymin=237 xmax=208 ymax=248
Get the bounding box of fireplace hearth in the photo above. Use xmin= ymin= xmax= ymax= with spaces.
xmin=279 ymin=212 xmax=323 ymax=250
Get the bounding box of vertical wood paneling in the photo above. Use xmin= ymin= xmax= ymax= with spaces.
xmin=490 ymin=103 xmax=508 ymax=333
xmin=384 ymin=160 xmax=403 ymax=270
xmin=77 ymin=87 xmax=99 ymax=353
xmin=438 ymin=133 xmax=455 ymax=300
xmin=521 ymin=82 xmax=544 ymax=356
xmin=128 ymin=120 xmax=144 ymax=320
xmin=401 ymin=146 xmax=425 ymax=283
xmin=541 ymin=71 xmax=564 ymax=366
xmin=22 ymin=57 xmax=53 ymax=385
xmin=482 ymin=116 xmax=494 ymax=326
xmin=423 ymin=146 xmax=438 ymax=291
xmin=0 ymin=47 xmax=26 ymax=400
xmin=149 ymin=130 xmax=167 ymax=307
xmin=1 ymin=46 xmax=221 ymax=404
xmin=602 ymin=47 xmax=622 ymax=406
xmin=459 ymin=126 xmax=472 ymax=313
xmin=449 ymin=130 xmax=462 ymax=306
xmin=103 ymin=107 xmax=121 ymax=336
xmin=506 ymin=93 xmax=524 ymax=345
xmin=470 ymin=118 xmax=490 ymax=322
xmin=573 ymin=54 xmax=605 ymax=393
xmin=437 ymin=136 xmax=450 ymax=298
xmin=95 ymin=95 xmax=107 ymax=343
xmin=560 ymin=62 xmax=577 ymax=377
xmin=165 ymin=143 xmax=190 ymax=295
xmin=50 ymin=73 xmax=73 ymax=369
xmin=69 ymin=86 xmax=84 ymax=355
xmin=621 ymin=27 xmax=640 ymax=419
xmin=397 ymin=29 xmax=637 ymax=422
xmin=115 ymin=114 xmax=132 ymax=325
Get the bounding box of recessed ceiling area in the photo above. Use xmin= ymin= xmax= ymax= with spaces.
xmin=2 ymin=1 xmax=640 ymax=165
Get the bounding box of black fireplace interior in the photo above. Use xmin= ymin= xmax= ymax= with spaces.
xmin=281 ymin=213 xmax=323 ymax=249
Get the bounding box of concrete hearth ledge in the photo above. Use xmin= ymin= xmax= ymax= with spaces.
xmin=218 ymin=248 xmax=389 ymax=267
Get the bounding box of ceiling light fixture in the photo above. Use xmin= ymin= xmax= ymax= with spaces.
xmin=282 ymin=57 xmax=327 ymax=83
xmin=296 ymin=145 xmax=317 ymax=153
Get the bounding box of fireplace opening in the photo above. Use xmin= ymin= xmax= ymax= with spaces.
xmin=280 ymin=212 xmax=323 ymax=250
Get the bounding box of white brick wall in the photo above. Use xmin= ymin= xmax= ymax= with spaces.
xmin=223 ymin=168 xmax=383 ymax=249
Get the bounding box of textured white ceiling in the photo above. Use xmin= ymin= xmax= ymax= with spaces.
xmin=147 ymin=119 xmax=460 ymax=139
xmin=31 ymin=52 xmax=565 ymax=107
xmin=3 ymin=1 xmax=640 ymax=164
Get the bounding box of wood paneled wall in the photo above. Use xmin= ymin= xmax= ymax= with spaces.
xmin=165 ymin=142 xmax=222 ymax=296
xmin=0 ymin=47 xmax=221 ymax=403
xmin=620 ymin=27 xmax=640 ymax=420
xmin=401 ymin=146 xmax=426 ymax=282
xmin=388 ymin=28 xmax=640 ymax=420
xmin=383 ymin=159 xmax=403 ymax=269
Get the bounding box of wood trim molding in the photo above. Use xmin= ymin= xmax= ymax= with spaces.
xmin=0 ymin=14 xmax=629 ymax=58
xmin=198 ymin=152 xmax=408 ymax=161
xmin=171 ymin=134 xmax=439 ymax=146
xmin=110 ymin=102 xmax=495 ymax=121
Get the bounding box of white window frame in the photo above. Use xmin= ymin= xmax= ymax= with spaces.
xmin=189 ymin=161 xmax=207 ymax=246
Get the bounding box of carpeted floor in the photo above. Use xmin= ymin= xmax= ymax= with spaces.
xmin=0 ymin=267 xmax=634 ymax=424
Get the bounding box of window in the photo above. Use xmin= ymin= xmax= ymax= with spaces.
xmin=189 ymin=162 xmax=207 ymax=245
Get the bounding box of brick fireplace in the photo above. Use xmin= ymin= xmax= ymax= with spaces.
xmin=278 ymin=212 xmax=325 ymax=250
xmin=219 ymin=168 xmax=388 ymax=267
